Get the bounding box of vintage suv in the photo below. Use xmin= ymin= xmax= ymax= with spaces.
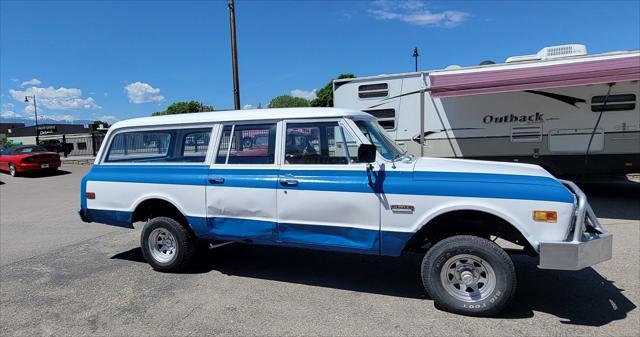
xmin=79 ymin=108 xmax=612 ymax=316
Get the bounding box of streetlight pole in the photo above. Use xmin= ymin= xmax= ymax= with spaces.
xmin=228 ymin=0 xmax=241 ymax=110
xmin=24 ymin=95 xmax=39 ymax=144
xmin=412 ymin=47 xmax=420 ymax=72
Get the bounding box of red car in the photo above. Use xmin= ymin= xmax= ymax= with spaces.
xmin=0 ymin=145 xmax=61 ymax=177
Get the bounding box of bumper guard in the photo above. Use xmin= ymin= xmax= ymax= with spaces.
xmin=538 ymin=180 xmax=613 ymax=271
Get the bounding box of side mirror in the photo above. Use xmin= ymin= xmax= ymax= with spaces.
xmin=357 ymin=144 xmax=377 ymax=163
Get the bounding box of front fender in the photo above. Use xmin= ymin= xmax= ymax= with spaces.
xmin=405 ymin=194 xmax=576 ymax=253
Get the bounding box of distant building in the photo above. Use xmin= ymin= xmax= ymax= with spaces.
xmin=0 ymin=123 xmax=26 ymax=139
xmin=6 ymin=123 xmax=105 ymax=156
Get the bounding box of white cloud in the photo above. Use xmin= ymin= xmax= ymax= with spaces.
xmin=96 ymin=115 xmax=119 ymax=123
xmin=0 ymin=110 xmax=21 ymax=118
xmin=21 ymin=78 xmax=42 ymax=87
xmin=9 ymin=86 xmax=101 ymax=112
xmin=291 ymin=89 xmax=317 ymax=101
xmin=24 ymin=104 xmax=36 ymax=115
xmin=369 ymin=0 xmax=470 ymax=27
xmin=1 ymin=103 xmax=22 ymax=118
xmin=39 ymin=114 xmax=76 ymax=122
xmin=124 ymin=82 xmax=165 ymax=104
xmin=242 ymin=104 xmax=255 ymax=110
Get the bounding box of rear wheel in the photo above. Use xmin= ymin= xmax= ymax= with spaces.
xmin=422 ymin=235 xmax=516 ymax=317
xmin=8 ymin=163 xmax=17 ymax=177
xmin=140 ymin=216 xmax=197 ymax=272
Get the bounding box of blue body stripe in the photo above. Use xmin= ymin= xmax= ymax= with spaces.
xmin=278 ymin=222 xmax=380 ymax=251
xmin=84 ymin=165 xmax=573 ymax=203
xmin=205 ymin=217 xmax=277 ymax=240
xmin=83 ymin=209 xmax=407 ymax=256
xmin=84 ymin=209 xmax=134 ymax=228
xmin=210 ymin=169 xmax=574 ymax=203
xmin=85 ymin=165 xmax=210 ymax=186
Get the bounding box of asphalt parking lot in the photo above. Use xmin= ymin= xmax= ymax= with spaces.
xmin=0 ymin=164 xmax=638 ymax=336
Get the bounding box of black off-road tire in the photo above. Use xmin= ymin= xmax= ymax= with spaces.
xmin=140 ymin=216 xmax=197 ymax=272
xmin=422 ymin=235 xmax=516 ymax=317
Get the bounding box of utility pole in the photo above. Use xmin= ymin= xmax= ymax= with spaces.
xmin=412 ymin=47 xmax=420 ymax=72
xmin=228 ymin=0 xmax=241 ymax=110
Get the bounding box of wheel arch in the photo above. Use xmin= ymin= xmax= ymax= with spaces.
xmin=404 ymin=206 xmax=536 ymax=254
xmin=131 ymin=197 xmax=195 ymax=235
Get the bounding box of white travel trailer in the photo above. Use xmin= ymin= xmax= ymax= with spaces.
xmin=334 ymin=44 xmax=640 ymax=177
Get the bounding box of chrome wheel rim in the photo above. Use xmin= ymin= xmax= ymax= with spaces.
xmin=440 ymin=254 xmax=496 ymax=302
xmin=9 ymin=165 xmax=15 ymax=176
xmin=148 ymin=228 xmax=178 ymax=264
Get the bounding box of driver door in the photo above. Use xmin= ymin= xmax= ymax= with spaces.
xmin=276 ymin=119 xmax=381 ymax=254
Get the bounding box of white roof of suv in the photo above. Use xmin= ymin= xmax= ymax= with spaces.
xmin=112 ymin=108 xmax=373 ymax=129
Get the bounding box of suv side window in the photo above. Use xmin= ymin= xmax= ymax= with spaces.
xmin=284 ymin=122 xmax=351 ymax=165
xmin=181 ymin=129 xmax=211 ymax=162
xmin=215 ymin=123 xmax=277 ymax=164
xmin=105 ymin=128 xmax=212 ymax=163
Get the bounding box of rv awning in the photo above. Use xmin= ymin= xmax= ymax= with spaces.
xmin=429 ymin=55 xmax=640 ymax=98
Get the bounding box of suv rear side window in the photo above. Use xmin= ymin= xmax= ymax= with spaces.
xmin=182 ymin=129 xmax=211 ymax=161
xmin=105 ymin=128 xmax=212 ymax=163
xmin=215 ymin=123 xmax=277 ymax=164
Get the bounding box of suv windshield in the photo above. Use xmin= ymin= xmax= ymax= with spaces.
xmin=354 ymin=120 xmax=404 ymax=160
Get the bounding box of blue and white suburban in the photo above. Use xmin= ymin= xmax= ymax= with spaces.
xmin=79 ymin=108 xmax=612 ymax=316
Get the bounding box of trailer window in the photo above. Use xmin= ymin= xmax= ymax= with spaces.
xmin=359 ymin=83 xmax=388 ymax=99
xmin=591 ymin=94 xmax=636 ymax=112
xmin=363 ymin=108 xmax=396 ymax=130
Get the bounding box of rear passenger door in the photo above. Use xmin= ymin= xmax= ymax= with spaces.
xmin=276 ymin=119 xmax=381 ymax=254
xmin=206 ymin=122 xmax=279 ymax=242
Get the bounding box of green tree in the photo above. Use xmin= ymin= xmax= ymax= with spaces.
xmin=152 ymin=101 xmax=213 ymax=116
xmin=268 ymin=95 xmax=310 ymax=108
xmin=310 ymin=73 xmax=355 ymax=107
xmin=0 ymin=137 xmax=11 ymax=148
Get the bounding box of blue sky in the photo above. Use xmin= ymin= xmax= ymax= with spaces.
xmin=1 ymin=0 xmax=639 ymax=124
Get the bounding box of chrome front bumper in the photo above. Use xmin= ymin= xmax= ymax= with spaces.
xmin=538 ymin=180 xmax=613 ymax=271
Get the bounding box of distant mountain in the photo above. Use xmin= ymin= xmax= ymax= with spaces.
xmin=0 ymin=116 xmax=94 ymax=126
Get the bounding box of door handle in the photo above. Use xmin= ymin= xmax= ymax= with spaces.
xmin=279 ymin=179 xmax=298 ymax=187
xmin=208 ymin=177 xmax=225 ymax=184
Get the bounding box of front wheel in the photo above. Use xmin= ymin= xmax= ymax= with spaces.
xmin=421 ymin=235 xmax=516 ymax=317
xmin=140 ymin=216 xmax=197 ymax=272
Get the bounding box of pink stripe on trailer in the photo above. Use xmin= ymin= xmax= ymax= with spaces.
xmin=429 ymin=54 xmax=640 ymax=98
